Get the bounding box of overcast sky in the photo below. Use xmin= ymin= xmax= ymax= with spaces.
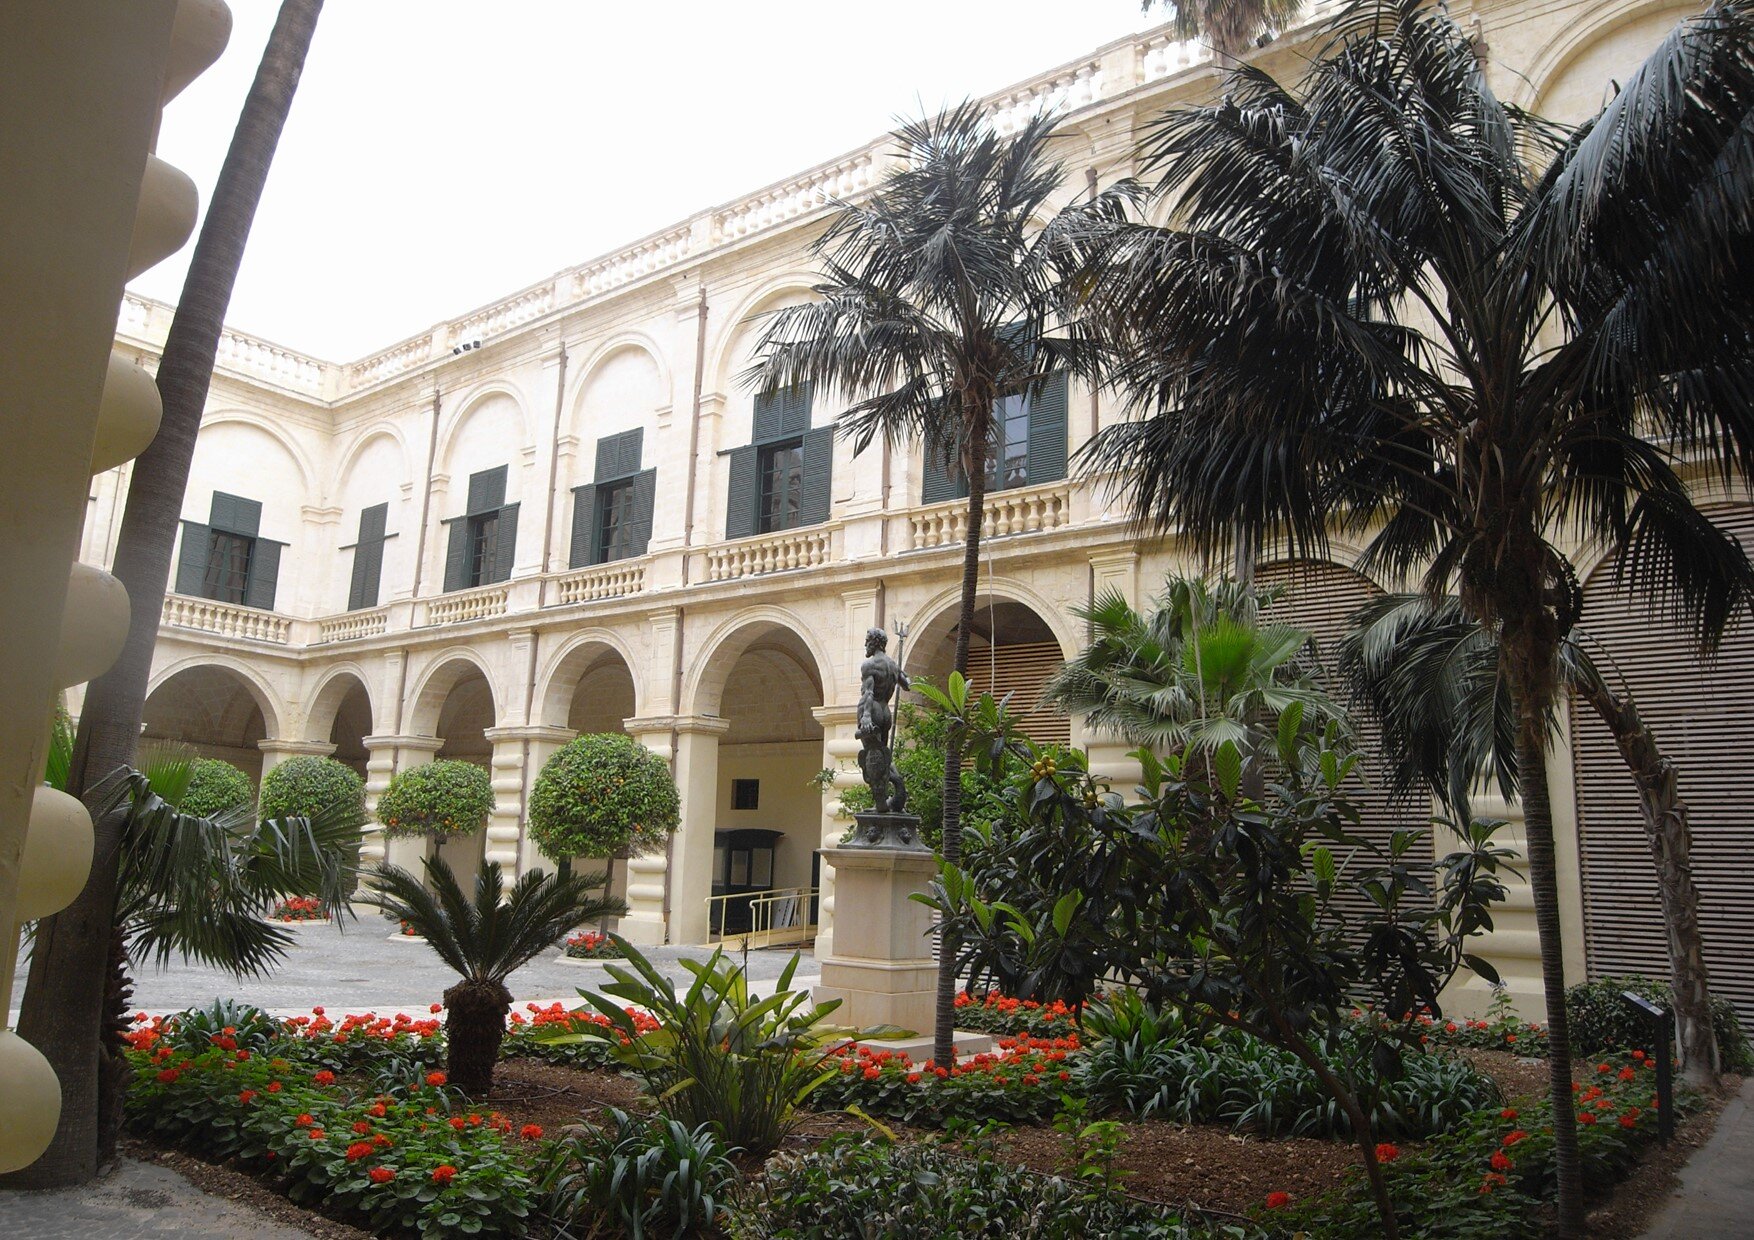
xmin=130 ymin=1 xmax=1158 ymax=361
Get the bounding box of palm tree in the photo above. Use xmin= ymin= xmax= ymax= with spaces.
xmin=1073 ymin=4 xmax=1754 ymax=1231
xmin=1337 ymin=593 xmax=1721 ymax=1088
xmin=14 ymin=0 xmax=326 ymax=1188
xmin=364 ymin=858 xmax=625 ymax=1096
xmin=744 ymin=102 xmax=1101 ymax=1066
xmin=1144 ymin=1 xmax=1306 ymax=59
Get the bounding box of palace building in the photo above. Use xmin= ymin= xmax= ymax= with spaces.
xmin=75 ymin=0 xmax=1752 ymax=1022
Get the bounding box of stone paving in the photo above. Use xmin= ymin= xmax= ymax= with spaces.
xmin=8 ymin=911 xmax=819 ymax=1023
xmin=1640 ymin=1077 xmax=1754 ymax=1239
xmin=3 ymin=1157 xmax=310 ymax=1239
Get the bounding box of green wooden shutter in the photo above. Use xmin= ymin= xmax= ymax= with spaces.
xmin=569 ymin=483 xmax=598 ymax=568
xmin=466 ymin=465 xmax=507 ymax=515
xmin=921 ymin=444 xmax=964 ymax=505
xmin=359 ymin=502 xmax=388 ymax=543
xmin=626 ymin=468 xmax=657 ymax=556
xmin=490 ymin=503 xmax=519 ymax=583
xmin=725 ymin=445 xmax=759 ymax=540
xmin=442 ymin=519 xmax=470 ymax=591
xmin=175 ymin=521 xmax=210 ymax=595
xmin=780 ymin=382 xmax=813 ymax=437
xmin=1025 ymin=372 xmax=1068 ymax=485
xmin=244 ymin=540 xmax=281 ymax=610
xmin=618 ymin=428 xmax=643 ymax=477
xmin=348 ymin=503 xmax=388 ymax=610
xmin=593 ymin=436 xmax=620 ymax=481
xmin=209 ymin=492 xmax=261 ymax=536
xmin=752 ymin=390 xmax=784 ymax=443
xmin=799 ymin=426 xmax=834 ymax=526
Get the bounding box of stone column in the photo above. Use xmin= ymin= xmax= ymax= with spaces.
xmin=362 ymin=735 xmax=443 ymax=873
xmin=478 ymin=724 xmax=576 ymax=875
xmin=358 ymin=733 xmax=401 ymax=866
xmin=811 ymin=704 xmax=859 ymax=957
xmin=620 ymin=720 xmax=675 ymax=944
xmin=625 ymin=714 xmax=729 ymax=946
xmin=1083 ymin=549 xmax=1144 ymax=792
xmin=256 ymin=737 xmax=336 ymax=779
xmin=481 ymin=726 xmax=530 ymax=873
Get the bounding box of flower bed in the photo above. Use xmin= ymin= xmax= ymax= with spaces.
xmin=562 ymin=930 xmax=620 ymax=960
xmin=812 ymin=1033 xmax=1082 ymax=1127
xmin=503 ymin=1000 xmax=660 ymax=1069
xmin=953 ymin=989 xmax=1083 ymax=1038
xmin=269 ymin=895 xmax=329 ymax=923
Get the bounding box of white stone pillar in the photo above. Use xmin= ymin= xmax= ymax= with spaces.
xmin=481 ymin=726 xmax=530 ymax=872
xmin=670 ymin=717 xmax=729 ymax=945
xmin=620 ymin=721 xmax=676 ymax=944
xmin=482 ymin=724 xmax=576 ymax=875
xmin=256 ymin=737 xmax=336 ymax=780
xmin=365 ymin=735 xmax=443 ymax=873
xmin=358 ymin=733 xmax=401 ymax=866
xmin=811 ymin=705 xmax=859 ymax=957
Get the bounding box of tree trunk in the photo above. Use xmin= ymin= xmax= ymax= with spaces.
xmin=444 ymin=978 xmax=513 ymax=1097
xmin=1285 ymin=1032 xmax=1399 ymax=1240
xmin=1575 ymin=679 xmax=1720 ymax=1088
xmin=7 ymin=0 xmax=324 ymax=1188
xmin=1505 ymin=624 xmax=1585 ymax=1238
xmin=95 ymin=931 xmax=135 ymax=1165
xmin=931 ymin=408 xmax=992 ymax=1067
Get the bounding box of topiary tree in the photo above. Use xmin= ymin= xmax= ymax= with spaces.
xmin=528 ymin=734 xmax=679 ymax=863
xmin=258 ymin=754 xmax=363 ymax=827
xmin=178 ymin=758 xmax=255 ymax=819
xmin=376 ymin=758 xmax=494 ymax=842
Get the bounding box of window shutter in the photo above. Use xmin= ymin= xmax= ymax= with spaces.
xmin=626 ymin=468 xmax=657 ymax=556
xmin=1025 ymin=372 xmax=1068 ymax=486
xmin=243 ymin=540 xmax=281 ymax=611
xmin=780 ymin=382 xmax=813 ymax=437
xmin=799 ymin=426 xmax=834 ymax=526
xmin=209 ymin=492 xmax=261 ymax=537
xmin=752 ymin=390 xmax=784 ymax=443
xmin=725 ymin=445 xmax=759 ymax=540
xmin=568 ymin=483 xmax=598 ymax=569
xmin=359 ymin=502 xmax=388 ymax=543
xmin=618 ymin=428 xmax=643 ymax=477
xmin=921 ymin=444 xmax=965 ymax=505
xmin=175 ymin=521 xmax=210 ymax=595
xmin=442 ymin=518 xmax=470 ymax=592
xmin=466 ymin=465 xmax=507 ymax=515
xmin=348 ymin=537 xmax=382 ymax=611
xmin=489 ymin=503 xmax=519 ymax=583
xmin=593 ymin=429 xmax=644 ymax=482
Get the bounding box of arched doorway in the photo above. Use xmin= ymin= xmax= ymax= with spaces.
xmin=1571 ymin=506 xmax=1754 ymax=1023
xmin=308 ymin=670 xmax=372 ymax=781
xmin=906 ymin=594 xmax=1071 ymax=747
xmin=406 ymin=656 xmax=497 ymax=879
xmin=142 ymin=663 xmax=276 ymax=783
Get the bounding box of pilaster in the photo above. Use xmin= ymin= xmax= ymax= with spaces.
xmin=624 ymin=714 xmax=729 ymax=945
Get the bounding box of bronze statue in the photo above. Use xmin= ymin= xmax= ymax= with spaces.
xmin=856 ymin=627 xmax=909 ymax=814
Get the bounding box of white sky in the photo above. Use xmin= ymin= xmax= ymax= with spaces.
xmin=130 ymin=0 xmax=1158 ymax=362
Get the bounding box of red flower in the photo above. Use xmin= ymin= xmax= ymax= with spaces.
xmin=294 ymin=1113 xmax=314 ymax=1128
xmin=1266 ymin=1191 xmax=1291 ymax=1209
xmin=1499 ymin=1107 xmax=1518 ymax=1121
xmin=1375 ymin=1143 xmax=1400 ymax=1163
xmin=1579 ymin=1112 xmax=1597 ymax=1125
xmin=431 ymin=1164 xmax=457 ymax=1185
xmin=308 ymin=1129 xmax=326 ymax=1140
xmin=345 ymin=1141 xmax=374 ymax=1161
xmin=1620 ymin=1109 xmax=1641 ymax=1129
xmin=519 ymin=1124 xmax=543 ymax=1140
xmin=1619 ymin=1067 xmax=1637 ymax=1081
xmin=1597 ymin=1062 xmax=1612 ymax=1074
xmin=313 ymin=1070 xmax=336 ymax=1086
xmin=430 ymin=1003 xmax=443 ymax=1014
xmin=467 ymin=1114 xmax=482 ymax=1126
xmin=368 ymin=1167 xmax=395 ymax=1184
xmin=238 ymin=1090 xmax=257 ymax=1104
xmin=1490 ymin=1150 xmax=1513 ymax=1172
xmin=312 ymin=1006 xmax=325 ymax=1016
xmin=863 ymin=1066 xmax=880 ymax=1080
xmin=267 ymin=1081 xmax=282 ymax=1093
xmin=425 ymin=1071 xmax=447 ymax=1087
xmin=1632 ymin=1049 xmax=1647 ymax=1061
xmin=353 ymin=1121 xmax=372 ymax=1135
xmin=155 ymin=1069 xmax=179 ymax=1084
xmin=1502 ymin=1130 xmax=1528 ymax=1147
xmin=369 ymin=1103 xmax=388 ymax=1118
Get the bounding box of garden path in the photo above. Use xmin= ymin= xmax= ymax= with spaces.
xmin=1640 ymin=1078 xmax=1754 ymax=1240
xmin=4 ymin=1155 xmax=310 ymax=1238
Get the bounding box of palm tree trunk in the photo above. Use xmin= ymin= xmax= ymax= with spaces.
xmin=932 ymin=413 xmax=991 ymax=1067
xmin=7 ymin=0 xmax=324 ymax=1188
xmin=444 ymin=979 xmax=513 ymax=1097
xmin=1575 ymin=680 xmax=1719 ymax=1088
xmin=1505 ymin=623 xmax=1585 ymax=1238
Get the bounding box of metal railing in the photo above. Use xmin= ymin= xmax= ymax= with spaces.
xmin=705 ymin=886 xmax=817 ymax=951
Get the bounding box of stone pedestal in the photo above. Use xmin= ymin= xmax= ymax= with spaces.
xmin=812 ymin=842 xmax=940 ymax=1036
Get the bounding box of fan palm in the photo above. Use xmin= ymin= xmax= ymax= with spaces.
xmin=364 ymin=858 xmax=625 ymax=1095
xmin=1337 ymin=594 xmax=1721 ymax=1087
xmin=744 ymin=101 xmax=1105 ymax=1065
xmin=1074 ymin=3 xmax=1754 ymax=1230
xmin=1144 ymin=1 xmax=1306 ymax=59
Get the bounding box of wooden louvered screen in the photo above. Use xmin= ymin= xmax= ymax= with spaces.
xmin=963 ymin=640 xmax=1071 ymax=748
xmin=1258 ymin=562 xmax=1431 ymax=910
xmin=1571 ymin=505 xmax=1754 ymax=1025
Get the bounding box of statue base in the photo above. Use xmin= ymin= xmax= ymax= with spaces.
xmin=841 ymin=810 xmax=928 ymax=851
xmin=814 ymin=843 xmax=939 ymax=1035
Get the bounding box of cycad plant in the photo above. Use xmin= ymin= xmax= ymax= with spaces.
xmin=364 ymin=858 xmax=625 ymax=1095
xmin=1073 ymin=4 xmax=1754 ymax=1229
xmin=746 ymin=100 xmax=1106 ymax=1065
xmin=1337 ymin=593 xmax=1722 ymax=1087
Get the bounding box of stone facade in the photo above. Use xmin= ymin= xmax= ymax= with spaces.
xmin=73 ymin=0 xmax=1718 ymax=1017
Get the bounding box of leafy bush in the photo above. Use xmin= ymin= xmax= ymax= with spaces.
xmin=811 ymin=1034 xmax=1082 ymax=1128
xmin=159 ymin=999 xmax=282 ymax=1055
xmin=544 ymin=940 xmax=870 ymax=1154
xmin=1567 ymin=976 xmax=1754 ymax=1074
xmin=180 ymin=757 xmax=255 ymax=817
xmin=736 ymin=1138 xmax=1229 ymax=1239
xmin=528 ymin=733 xmax=679 ymax=862
xmin=271 ymin=895 xmax=328 ymax=921
xmin=376 ymin=759 xmax=494 ymax=839
xmin=539 ymin=1106 xmax=735 ymax=1239
xmin=259 ymin=755 xmax=364 ymax=827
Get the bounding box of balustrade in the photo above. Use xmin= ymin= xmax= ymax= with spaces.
xmin=447 ymin=284 xmax=554 ymax=347
xmin=904 ymin=482 xmax=1071 ymax=551
xmin=712 ymin=153 xmax=879 ymax=243
xmin=422 ymin=584 xmax=510 ymax=627
xmin=345 ymin=334 xmax=434 ymax=391
xmin=573 ymin=225 xmax=694 ymax=299
xmin=161 ymin=593 xmax=292 ymax=644
xmin=704 ymin=526 xmax=836 ymax=582
xmin=551 ymin=560 xmax=646 ymax=605
xmin=315 ymin=608 xmax=388 ymax=644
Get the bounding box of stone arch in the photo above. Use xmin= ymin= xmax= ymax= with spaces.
xmin=146 ymin=653 xmax=285 ymax=739
xmin=683 ymin=605 xmax=835 ymax=719
xmin=331 ymin=424 xmax=412 ymax=500
xmin=305 ymin=665 xmax=374 ymax=779
xmin=195 ymin=411 xmax=317 ymax=496
xmin=435 ymin=380 xmax=537 ymax=476
xmin=704 ymin=273 xmax=823 ymax=403
xmin=406 ymin=648 xmax=500 ymax=739
xmin=305 ymin=663 xmax=375 ymax=742
xmin=1514 ymin=0 xmax=1698 ymax=118
xmin=567 ymin=333 xmax=672 ymax=422
xmin=903 ymin=577 xmax=1080 ymax=670
xmin=533 ymin=629 xmax=645 ymax=730
xmin=142 ymin=658 xmax=286 ymax=783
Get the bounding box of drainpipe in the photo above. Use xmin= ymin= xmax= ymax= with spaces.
xmin=537 ymin=341 xmax=569 ymax=605
xmin=410 ymin=388 xmax=441 ymax=598
xmin=680 ymin=282 xmax=709 ymax=586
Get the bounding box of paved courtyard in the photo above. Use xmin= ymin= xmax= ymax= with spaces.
xmin=8 ymin=912 xmax=820 ymax=1023
xmin=4 ymin=1157 xmax=310 ymax=1239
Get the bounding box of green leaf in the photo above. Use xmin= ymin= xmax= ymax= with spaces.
xmin=1212 ymin=741 xmax=1241 ymax=801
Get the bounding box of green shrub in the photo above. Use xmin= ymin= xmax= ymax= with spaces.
xmin=1566 ymin=976 xmax=1754 ymax=1074
xmin=259 ymin=755 xmax=364 ymax=828
xmin=180 ymin=758 xmax=255 ymax=817
xmin=539 ymin=1107 xmax=735 ymax=1238
xmin=527 ymin=733 xmax=678 ymax=861
xmin=736 ymin=1139 xmax=1227 ymax=1239
xmin=376 ymin=759 xmax=493 ymax=839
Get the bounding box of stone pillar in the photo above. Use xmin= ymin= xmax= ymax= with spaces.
xmin=624 ymin=714 xmax=728 ymax=946
xmin=256 ymin=737 xmax=336 ymax=779
xmin=1438 ymin=790 xmax=1546 ymax=1021
xmin=358 ymin=733 xmax=402 ymax=866
xmin=620 ymin=721 xmax=676 ymax=945
xmin=481 ymin=726 xmax=531 ymax=873
xmin=811 ymin=705 xmax=859 ymax=957
xmin=480 ymin=724 xmax=576 ymax=875
xmin=363 ymin=735 xmax=443 ymax=873
xmin=1083 ymin=549 xmax=1144 ymax=792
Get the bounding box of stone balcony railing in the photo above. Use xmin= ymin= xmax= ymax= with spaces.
xmin=314 ymin=607 xmax=388 ymax=644
xmin=551 ymin=559 xmax=647 ymax=605
xmin=903 ymin=481 xmax=1073 ymax=552
xmin=419 ymin=583 xmax=510 ymax=627
xmin=161 ymin=593 xmax=292 ymax=644
xmin=703 ymin=524 xmax=838 ymax=582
